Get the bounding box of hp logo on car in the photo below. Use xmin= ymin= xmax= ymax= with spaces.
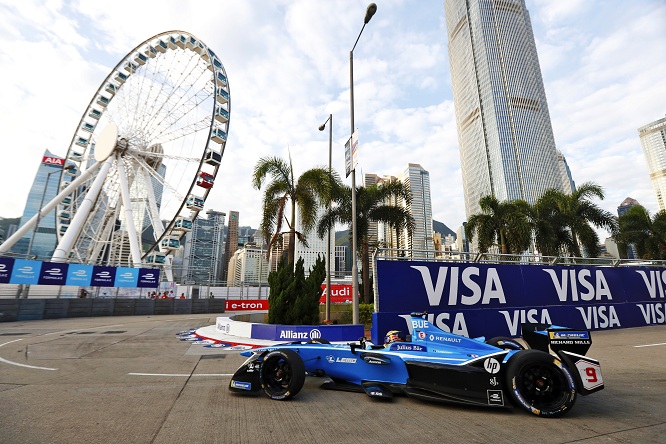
xmin=309 ymin=329 xmax=322 ymax=340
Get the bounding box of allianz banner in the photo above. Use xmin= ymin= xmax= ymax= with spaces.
xmin=372 ymin=260 xmax=666 ymax=343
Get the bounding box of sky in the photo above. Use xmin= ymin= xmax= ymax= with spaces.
xmin=1 ymin=0 xmax=665 ymax=241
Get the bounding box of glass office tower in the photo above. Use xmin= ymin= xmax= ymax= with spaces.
xmin=13 ymin=150 xmax=67 ymax=258
xmin=639 ymin=116 xmax=666 ymax=211
xmin=444 ymin=0 xmax=563 ymax=218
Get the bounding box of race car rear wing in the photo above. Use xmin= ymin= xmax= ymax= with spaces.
xmin=521 ymin=323 xmax=592 ymax=356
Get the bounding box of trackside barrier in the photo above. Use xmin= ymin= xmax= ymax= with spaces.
xmin=216 ymin=315 xmax=364 ymax=342
xmin=371 ymin=259 xmax=666 ymax=344
xmin=0 ymin=298 xmax=226 ymax=322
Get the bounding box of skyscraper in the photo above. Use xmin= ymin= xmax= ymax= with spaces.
xmin=181 ymin=209 xmax=226 ymax=284
xmin=294 ymin=206 xmax=335 ymax=275
xmin=223 ymin=211 xmax=239 ymax=280
xmin=638 ymin=116 xmax=666 ymax=211
xmin=444 ymin=0 xmax=563 ymax=218
xmin=13 ymin=150 xmax=68 ymax=259
xmin=364 ymin=163 xmax=434 ymax=256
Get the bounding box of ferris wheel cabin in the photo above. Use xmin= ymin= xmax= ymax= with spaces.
xmin=146 ymin=252 xmax=166 ymax=264
xmin=174 ymin=217 xmax=193 ymax=232
xmin=160 ymin=235 xmax=181 ymax=250
xmin=196 ymin=171 xmax=214 ymax=189
xmin=186 ymin=195 xmax=205 ymax=211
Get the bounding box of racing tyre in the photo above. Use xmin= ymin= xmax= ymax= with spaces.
xmin=486 ymin=336 xmax=525 ymax=350
xmin=260 ymin=349 xmax=306 ymax=400
xmin=504 ymin=349 xmax=576 ymax=417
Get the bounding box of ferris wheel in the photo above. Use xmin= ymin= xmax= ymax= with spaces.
xmin=48 ymin=31 xmax=230 ymax=273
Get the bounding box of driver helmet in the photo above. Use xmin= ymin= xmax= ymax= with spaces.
xmin=384 ymin=330 xmax=406 ymax=345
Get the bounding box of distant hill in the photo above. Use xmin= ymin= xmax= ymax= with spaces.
xmin=433 ymin=220 xmax=456 ymax=238
xmin=335 ymin=219 xmax=456 ymax=246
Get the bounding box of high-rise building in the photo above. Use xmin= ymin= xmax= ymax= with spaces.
xmin=294 ymin=206 xmax=335 ymax=275
xmin=364 ymin=163 xmax=434 ymax=256
xmin=12 ymin=150 xmax=68 ymax=259
xmin=557 ymin=150 xmax=576 ymax=195
xmin=617 ymin=197 xmax=640 ymax=259
xmin=335 ymin=245 xmax=347 ymax=279
xmin=401 ymin=163 xmax=434 ymax=254
xmin=227 ymin=244 xmax=269 ymax=286
xmin=223 ymin=210 xmax=239 ymax=279
xmin=182 ymin=209 xmax=226 ymax=284
xmin=638 ymin=116 xmax=666 ymax=211
xmin=444 ymin=0 xmax=564 ymax=218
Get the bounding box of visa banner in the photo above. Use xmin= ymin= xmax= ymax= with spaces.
xmin=372 ymin=259 xmax=666 ymax=344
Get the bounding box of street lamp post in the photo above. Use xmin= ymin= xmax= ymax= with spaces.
xmin=349 ymin=3 xmax=377 ymax=324
xmin=319 ymin=114 xmax=333 ymax=322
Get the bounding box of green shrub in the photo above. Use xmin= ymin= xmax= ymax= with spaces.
xmin=267 ymin=256 xmax=326 ymax=325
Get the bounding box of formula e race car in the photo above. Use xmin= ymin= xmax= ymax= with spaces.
xmin=228 ymin=313 xmax=604 ymax=417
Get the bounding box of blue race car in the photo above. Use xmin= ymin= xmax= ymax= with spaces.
xmin=229 ymin=313 xmax=604 ymax=417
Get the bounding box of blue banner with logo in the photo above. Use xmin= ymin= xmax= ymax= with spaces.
xmin=114 ymin=267 xmax=139 ymax=287
xmin=137 ymin=268 xmax=159 ymax=288
xmin=0 ymin=257 xmax=14 ymax=283
xmin=252 ymin=323 xmax=364 ymax=342
xmin=66 ymin=263 xmax=94 ymax=286
xmin=38 ymin=262 xmax=68 ymax=285
xmin=10 ymin=259 xmax=42 ymax=285
xmin=0 ymin=258 xmax=159 ymax=289
xmin=372 ymin=259 xmax=666 ymax=344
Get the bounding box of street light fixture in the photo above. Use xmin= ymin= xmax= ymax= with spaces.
xmin=319 ymin=114 xmax=333 ymax=322
xmin=349 ymin=3 xmax=377 ymax=324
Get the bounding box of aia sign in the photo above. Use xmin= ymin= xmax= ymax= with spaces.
xmin=42 ymin=156 xmax=64 ymax=167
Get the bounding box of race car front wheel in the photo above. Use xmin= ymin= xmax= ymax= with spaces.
xmin=260 ymin=349 xmax=306 ymax=400
xmin=504 ymin=350 xmax=577 ymax=417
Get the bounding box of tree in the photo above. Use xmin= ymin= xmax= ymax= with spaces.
xmin=615 ymin=205 xmax=666 ymax=259
xmin=542 ymin=182 xmax=617 ymax=257
xmin=267 ymin=256 xmax=325 ymax=325
xmin=529 ymin=189 xmax=575 ymax=257
xmin=252 ymin=156 xmax=336 ymax=265
xmin=318 ymin=179 xmax=414 ymax=303
xmin=465 ymin=195 xmax=531 ymax=254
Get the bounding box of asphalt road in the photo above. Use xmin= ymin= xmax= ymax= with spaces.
xmin=1 ymin=314 xmax=664 ymax=444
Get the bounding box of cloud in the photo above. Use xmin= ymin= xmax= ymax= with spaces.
xmin=0 ymin=0 xmax=664 ymax=248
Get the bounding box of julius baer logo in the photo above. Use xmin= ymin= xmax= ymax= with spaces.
xmin=410 ymin=266 xmax=634 ymax=336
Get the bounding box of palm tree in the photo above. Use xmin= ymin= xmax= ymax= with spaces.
xmin=543 ymin=182 xmax=617 ymax=257
xmin=252 ymin=156 xmax=336 ymax=265
xmin=529 ymin=189 xmax=575 ymax=257
xmin=465 ymin=195 xmax=531 ymax=254
xmin=318 ymin=179 xmax=414 ymax=303
xmin=615 ymin=205 xmax=666 ymax=259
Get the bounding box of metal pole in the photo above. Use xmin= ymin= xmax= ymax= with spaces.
xmin=349 ymin=48 xmax=359 ymax=325
xmin=348 ymin=3 xmax=377 ymax=325
xmin=326 ymin=114 xmax=332 ymax=321
xmin=320 ymin=114 xmax=334 ymax=322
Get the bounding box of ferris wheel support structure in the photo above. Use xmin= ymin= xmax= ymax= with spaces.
xmin=52 ymin=155 xmax=115 ymax=262
xmin=0 ymin=161 xmax=103 ymax=255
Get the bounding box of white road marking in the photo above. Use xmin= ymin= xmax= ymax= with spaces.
xmin=128 ymin=372 xmax=233 ymax=377
xmin=0 ymin=339 xmax=58 ymax=371
xmin=634 ymin=342 xmax=666 ymax=348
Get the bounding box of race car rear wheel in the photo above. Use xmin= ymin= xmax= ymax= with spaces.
xmin=260 ymin=349 xmax=305 ymax=400
xmin=486 ymin=336 xmax=525 ymax=350
xmin=504 ymin=349 xmax=576 ymax=417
